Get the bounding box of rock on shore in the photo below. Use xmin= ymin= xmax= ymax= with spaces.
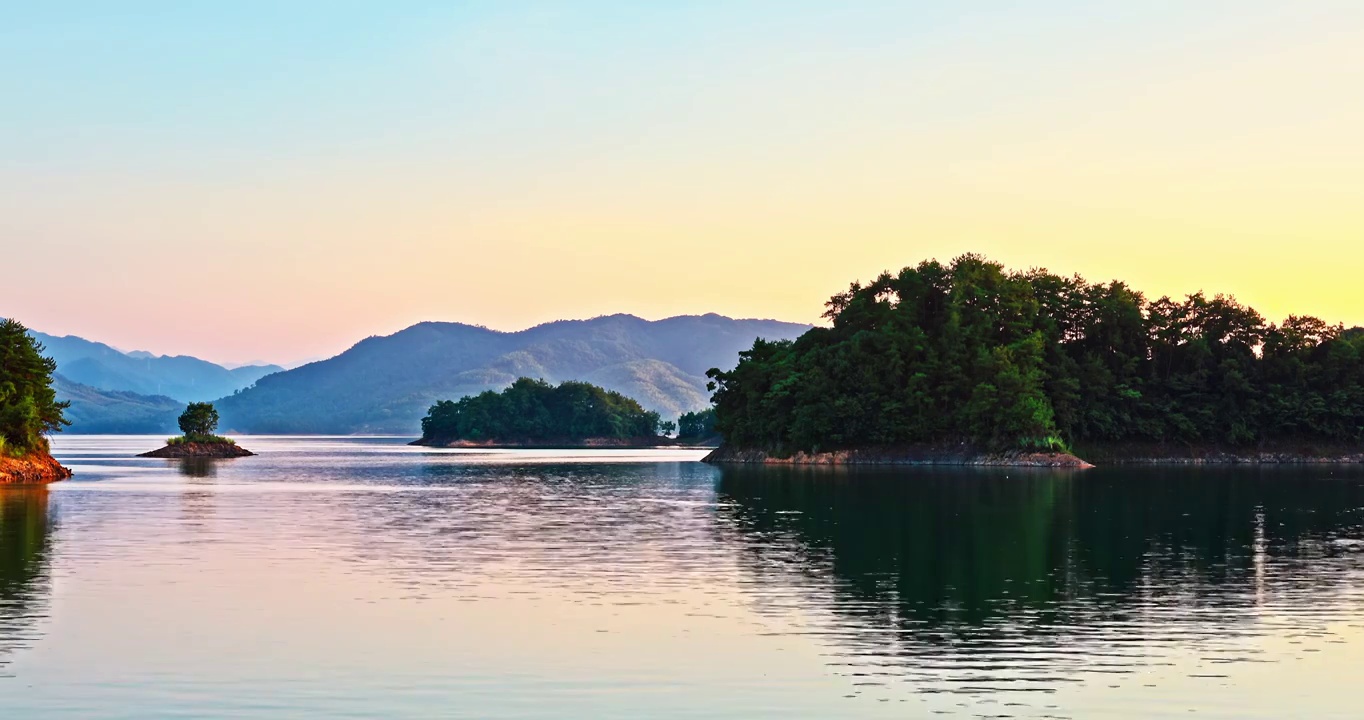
xmin=138 ymin=442 xmax=255 ymax=459
xmin=0 ymin=452 xmax=73 ymax=484
xmin=702 ymin=445 xmax=1094 ymax=468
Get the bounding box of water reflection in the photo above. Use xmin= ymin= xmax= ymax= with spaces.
xmin=0 ymin=489 xmax=53 ymax=670
xmin=716 ymin=465 xmax=1364 ymax=701
xmin=175 ymin=458 xmax=218 ymax=478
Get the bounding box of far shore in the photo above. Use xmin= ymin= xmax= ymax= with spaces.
xmin=410 ymin=436 xmax=718 ymax=450
xmin=704 ymin=442 xmax=1364 ymax=468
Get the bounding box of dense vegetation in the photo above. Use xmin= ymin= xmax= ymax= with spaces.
xmin=677 ymin=408 xmax=717 ymax=441
xmin=707 ymin=254 xmax=1364 ymax=454
xmin=0 ymin=320 xmax=69 ymax=456
xmin=168 ymin=402 xmax=234 ymax=445
xmin=420 ymin=378 xmax=664 ymax=444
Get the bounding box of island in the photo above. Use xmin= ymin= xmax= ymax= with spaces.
xmin=413 ymin=378 xmax=672 ymax=448
xmin=703 ymin=254 xmax=1364 ymax=467
xmin=0 ymin=319 xmax=73 ymax=484
xmin=138 ymin=402 xmax=254 ymax=458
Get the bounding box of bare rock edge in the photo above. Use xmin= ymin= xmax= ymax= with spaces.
xmin=0 ymin=452 xmax=74 ymax=484
xmin=138 ymin=442 xmax=255 ymax=459
xmin=702 ymin=446 xmax=1094 ymax=468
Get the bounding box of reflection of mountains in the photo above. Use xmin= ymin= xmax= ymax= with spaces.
xmin=0 ymin=489 xmax=53 ymax=669
xmin=715 ymin=466 xmax=1364 ymax=696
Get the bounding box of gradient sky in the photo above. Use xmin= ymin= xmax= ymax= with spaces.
xmin=3 ymin=1 xmax=1362 ymax=366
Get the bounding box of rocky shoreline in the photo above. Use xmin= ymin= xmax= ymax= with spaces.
xmin=0 ymin=452 xmax=73 ymax=484
xmin=411 ymin=436 xmax=678 ymax=449
xmin=138 ymin=442 xmax=255 ymax=459
xmin=702 ymin=445 xmax=1095 ymax=468
xmin=704 ymin=443 xmax=1364 ymax=467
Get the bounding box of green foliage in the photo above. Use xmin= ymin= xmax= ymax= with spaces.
xmin=0 ymin=319 xmax=69 ymax=456
xmin=707 ymin=254 xmax=1364 ymax=453
xmin=178 ymin=402 xmax=220 ymax=437
xmin=420 ymin=378 xmax=663 ymax=443
xmin=166 ymin=434 xmax=235 ymax=446
xmin=677 ymin=407 xmax=717 ymax=440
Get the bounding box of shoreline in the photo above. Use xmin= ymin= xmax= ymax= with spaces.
xmin=704 ymin=443 xmax=1364 ymax=467
xmin=138 ymin=442 xmax=255 ymax=459
xmin=702 ymin=446 xmax=1094 ymax=468
xmin=410 ymin=436 xmax=696 ymax=450
xmin=0 ymin=451 xmax=73 ymax=484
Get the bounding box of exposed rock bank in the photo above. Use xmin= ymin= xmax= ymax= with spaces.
xmin=703 ymin=445 xmax=1094 ymax=468
xmin=411 ymin=436 xmax=676 ymax=449
xmin=138 ymin=442 xmax=255 ymax=459
xmin=0 ymin=452 xmax=73 ymax=484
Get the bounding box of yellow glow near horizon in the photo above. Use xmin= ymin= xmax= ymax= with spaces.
xmin=3 ymin=3 xmax=1362 ymax=364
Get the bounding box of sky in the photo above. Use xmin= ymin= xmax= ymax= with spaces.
xmin=3 ymin=1 xmax=1362 ymax=366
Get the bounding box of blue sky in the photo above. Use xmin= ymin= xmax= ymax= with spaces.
xmin=4 ymin=2 xmax=1362 ymax=364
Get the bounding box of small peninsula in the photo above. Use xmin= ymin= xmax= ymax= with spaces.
xmin=139 ymin=402 xmax=254 ymax=458
xmin=0 ymin=319 xmax=72 ymax=484
xmin=413 ymin=378 xmax=671 ymax=448
xmin=704 ymin=254 xmax=1364 ymax=467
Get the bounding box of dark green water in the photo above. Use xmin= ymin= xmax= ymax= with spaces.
xmin=3 ymin=437 xmax=1364 ymax=718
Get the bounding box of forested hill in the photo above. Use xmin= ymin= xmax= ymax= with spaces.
xmin=19 ymin=329 xmax=282 ymax=433
xmin=30 ymin=331 xmax=282 ymax=403
xmin=708 ymin=254 xmax=1364 ymax=455
xmin=215 ymin=314 xmax=810 ymax=434
xmin=418 ymin=378 xmax=663 ymax=446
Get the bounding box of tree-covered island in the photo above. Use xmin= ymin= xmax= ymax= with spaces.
xmin=705 ymin=254 xmax=1364 ymax=466
xmin=0 ymin=319 xmax=73 ymax=483
xmin=138 ymin=402 xmax=254 ymax=458
xmin=415 ymin=378 xmax=670 ymax=447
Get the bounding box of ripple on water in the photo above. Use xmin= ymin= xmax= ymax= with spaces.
xmin=0 ymin=437 xmax=1362 ymax=719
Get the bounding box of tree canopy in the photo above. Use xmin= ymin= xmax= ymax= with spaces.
xmin=707 ymin=254 xmax=1364 ymax=454
xmin=420 ymin=378 xmax=663 ymax=443
xmin=677 ymin=408 xmax=717 ymax=441
xmin=0 ymin=319 xmax=69 ymax=456
xmin=177 ymin=402 xmax=221 ymax=438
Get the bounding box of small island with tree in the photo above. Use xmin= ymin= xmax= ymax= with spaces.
xmin=413 ymin=378 xmax=671 ymax=448
xmin=704 ymin=254 xmax=1364 ymax=467
xmin=0 ymin=319 xmax=73 ymax=484
xmin=138 ymin=402 xmax=254 ymax=458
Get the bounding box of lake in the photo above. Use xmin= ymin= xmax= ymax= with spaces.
xmin=4 ymin=436 xmax=1364 ymax=718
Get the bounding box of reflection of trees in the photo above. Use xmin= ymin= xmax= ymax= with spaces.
xmin=0 ymin=489 xmax=53 ymax=668
xmin=714 ymin=465 xmax=1364 ymax=696
xmin=176 ymin=458 xmax=217 ymax=478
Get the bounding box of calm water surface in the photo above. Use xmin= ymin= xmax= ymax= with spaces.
xmin=4 ymin=436 xmax=1364 ymax=718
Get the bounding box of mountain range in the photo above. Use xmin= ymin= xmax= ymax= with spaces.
xmin=32 ymin=331 xmax=283 ymax=402
xmin=33 ymin=314 xmax=809 ymax=435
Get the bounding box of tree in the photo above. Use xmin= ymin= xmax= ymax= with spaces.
xmin=677 ymin=408 xmax=717 ymax=440
xmin=659 ymin=420 xmax=677 ymax=437
xmin=707 ymin=254 xmax=1364 ymax=454
xmin=178 ymin=402 xmax=220 ymax=438
xmin=0 ymin=319 xmax=70 ymax=456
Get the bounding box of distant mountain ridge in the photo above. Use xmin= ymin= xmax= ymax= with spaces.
xmin=215 ymin=314 xmax=811 ymax=434
xmin=52 ymin=375 xmax=182 ymax=435
xmin=30 ymin=331 xmax=282 ymax=402
xmin=22 ymin=329 xmax=283 ymax=434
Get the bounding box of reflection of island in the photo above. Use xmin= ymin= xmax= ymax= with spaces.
xmin=0 ymin=488 xmax=54 ymax=668
xmin=714 ymin=465 xmax=1364 ymax=696
xmin=176 ymin=458 xmax=218 ymax=478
